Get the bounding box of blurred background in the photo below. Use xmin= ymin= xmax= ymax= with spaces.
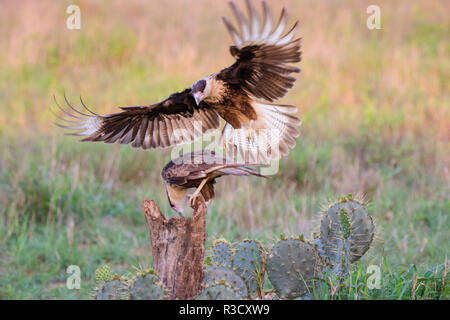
xmin=0 ymin=0 xmax=448 ymax=299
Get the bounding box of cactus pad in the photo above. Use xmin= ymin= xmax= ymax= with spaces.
xmin=196 ymin=283 xmax=243 ymax=300
xmin=232 ymin=240 xmax=265 ymax=297
xmin=204 ymin=265 xmax=248 ymax=297
xmin=95 ymin=265 xmax=113 ymax=283
xmin=95 ymin=278 xmax=128 ymax=300
xmin=211 ymin=239 xmax=233 ymax=268
xmin=319 ymin=198 xmax=375 ymax=264
xmin=128 ymin=270 xmax=167 ymax=300
xmin=267 ymin=238 xmax=324 ymax=299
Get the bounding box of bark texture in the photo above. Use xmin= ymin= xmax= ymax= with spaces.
xmin=142 ymin=196 xmax=207 ymax=300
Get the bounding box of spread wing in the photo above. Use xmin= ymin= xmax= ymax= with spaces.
xmin=53 ymin=90 xmax=221 ymax=149
xmin=218 ymin=0 xmax=301 ymax=102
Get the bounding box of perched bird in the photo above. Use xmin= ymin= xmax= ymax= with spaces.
xmin=54 ymin=0 xmax=302 ymax=163
xmin=161 ymin=150 xmax=266 ymax=216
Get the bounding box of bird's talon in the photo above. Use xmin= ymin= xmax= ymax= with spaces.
xmin=188 ymin=194 xmax=197 ymax=207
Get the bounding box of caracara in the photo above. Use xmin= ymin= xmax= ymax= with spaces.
xmin=162 ymin=150 xmax=265 ymax=216
xmin=55 ymin=0 xmax=302 ymax=163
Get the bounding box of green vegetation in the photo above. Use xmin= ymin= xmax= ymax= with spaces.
xmin=0 ymin=0 xmax=448 ymax=299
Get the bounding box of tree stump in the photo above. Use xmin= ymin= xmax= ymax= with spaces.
xmin=142 ymin=196 xmax=207 ymax=300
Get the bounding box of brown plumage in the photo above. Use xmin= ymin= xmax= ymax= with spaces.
xmin=54 ymin=0 xmax=302 ymax=163
xmin=219 ymin=1 xmax=301 ymax=102
xmin=54 ymin=91 xmax=220 ymax=149
xmin=161 ymin=150 xmax=266 ymax=216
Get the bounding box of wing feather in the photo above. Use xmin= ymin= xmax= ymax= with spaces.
xmin=219 ymin=0 xmax=301 ymax=102
xmin=53 ymin=89 xmax=221 ymax=150
xmin=143 ymin=118 xmax=154 ymax=149
xmin=159 ymin=116 xmax=170 ymax=147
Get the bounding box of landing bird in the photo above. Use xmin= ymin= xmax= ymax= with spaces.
xmin=54 ymin=0 xmax=302 ymax=163
xmin=161 ymin=150 xmax=266 ymax=216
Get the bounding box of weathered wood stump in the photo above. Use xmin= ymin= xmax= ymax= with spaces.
xmin=142 ymin=196 xmax=207 ymax=300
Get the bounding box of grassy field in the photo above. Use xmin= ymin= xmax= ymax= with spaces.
xmin=0 ymin=0 xmax=448 ymax=299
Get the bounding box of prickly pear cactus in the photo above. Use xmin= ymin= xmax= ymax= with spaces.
xmin=232 ymin=240 xmax=265 ymax=297
xmin=128 ymin=270 xmax=167 ymax=300
xmin=92 ymin=195 xmax=377 ymax=301
xmin=204 ymin=265 xmax=248 ymax=297
xmin=95 ymin=277 xmax=128 ymax=300
xmin=196 ymin=283 xmax=243 ymax=300
xmin=95 ymin=265 xmax=113 ymax=283
xmin=267 ymin=237 xmax=324 ymax=299
xmin=319 ymin=196 xmax=375 ymax=277
xmin=211 ymin=239 xmax=233 ymax=269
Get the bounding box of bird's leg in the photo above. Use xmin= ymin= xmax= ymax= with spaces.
xmin=188 ymin=178 xmax=209 ymax=207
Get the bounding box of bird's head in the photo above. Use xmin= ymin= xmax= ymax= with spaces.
xmin=192 ymin=75 xmax=224 ymax=105
xmin=165 ymin=184 xmax=188 ymax=216
xmin=191 ymin=79 xmax=207 ymax=105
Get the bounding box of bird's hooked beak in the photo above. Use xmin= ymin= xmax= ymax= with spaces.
xmin=193 ymin=91 xmax=205 ymax=106
xmin=167 ymin=194 xmax=184 ymax=217
xmin=170 ymin=201 xmax=184 ymax=217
